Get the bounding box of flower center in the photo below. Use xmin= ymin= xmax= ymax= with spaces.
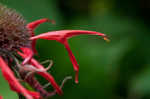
xmin=0 ymin=4 xmax=31 ymax=53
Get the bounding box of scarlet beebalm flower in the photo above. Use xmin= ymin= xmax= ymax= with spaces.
xmin=0 ymin=4 xmax=108 ymax=99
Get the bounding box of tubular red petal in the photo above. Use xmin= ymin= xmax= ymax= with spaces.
xmin=30 ymin=59 xmax=63 ymax=95
xmin=26 ymin=18 xmax=55 ymax=54
xmin=30 ymin=30 xmax=106 ymax=41
xmin=17 ymin=52 xmax=63 ymax=95
xmin=0 ymin=57 xmax=33 ymax=99
xmin=37 ymin=72 xmax=63 ymax=95
xmin=63 ymin=40 xmax=79 ymax=83
xmin=20 ymin=47 xmax=33 ymax=65
xmin=26 ymin=18 xmax=53 ymax=31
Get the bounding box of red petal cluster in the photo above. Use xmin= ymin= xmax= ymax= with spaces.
xmin=29 ymin=19 xmax=108 ymax=83
xmin=0 ymin=57 xmax=37 ymax=99
xmin=0 ymin=18 xmax=108 ymax=99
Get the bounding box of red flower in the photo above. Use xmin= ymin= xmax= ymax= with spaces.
xmin=0 ymin=4 xmax=108 ymax=99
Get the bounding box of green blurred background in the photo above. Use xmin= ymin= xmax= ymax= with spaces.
xmin=1 ymin=0 xmax=150 ymax=99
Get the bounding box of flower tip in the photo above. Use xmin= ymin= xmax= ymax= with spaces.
xmin=51 ymin=20 xmax=56 ymax=24
xmin=103 ymin=36 xmax=110 ymax=42
xmin=75 ymin=79 xmax=79 ymax=84
xmin=47 ymin=19 xmax=56 ymax=24
xmin=75 ymin=71 xmax=79 ymax=84
xmin=56 ymin=89 xmax=63 ymax=96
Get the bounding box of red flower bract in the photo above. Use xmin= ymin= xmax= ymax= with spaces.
xmin=0 ymin=6 xmax=108 ymax=99
xmin=30 ymin=29 xmax=108 ymax=83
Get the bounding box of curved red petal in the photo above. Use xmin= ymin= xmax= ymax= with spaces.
xmin=0 ymin=57 xmax=33 ymax=99
xmin=30 ymin=30 xmax=106 ymax=41
xmin=26 ymin=18 xmax=54 ymax=31
xmin=26 ymin=18 xmax=55 ymax=54
xmin=37 ymin=72 xmax=63 ymax=95
xmin=30 ymin=59 xmax=63 ymax=95
xmin=20 ymin=47 xmax=33 ymax=65
xmin=63 ymin=40 xmax=79 ymax=83
xmin=17 ymin=52 xmax=63 ymax=95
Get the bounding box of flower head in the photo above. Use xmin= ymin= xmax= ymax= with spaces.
xmin=0 ymin=4 xmax=108 ymax=99
xmin=0 ymin=4 xmax=30 ymax=53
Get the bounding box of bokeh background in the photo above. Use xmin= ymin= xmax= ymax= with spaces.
xmin=0 ymin=0 xmax=150 ymax=99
